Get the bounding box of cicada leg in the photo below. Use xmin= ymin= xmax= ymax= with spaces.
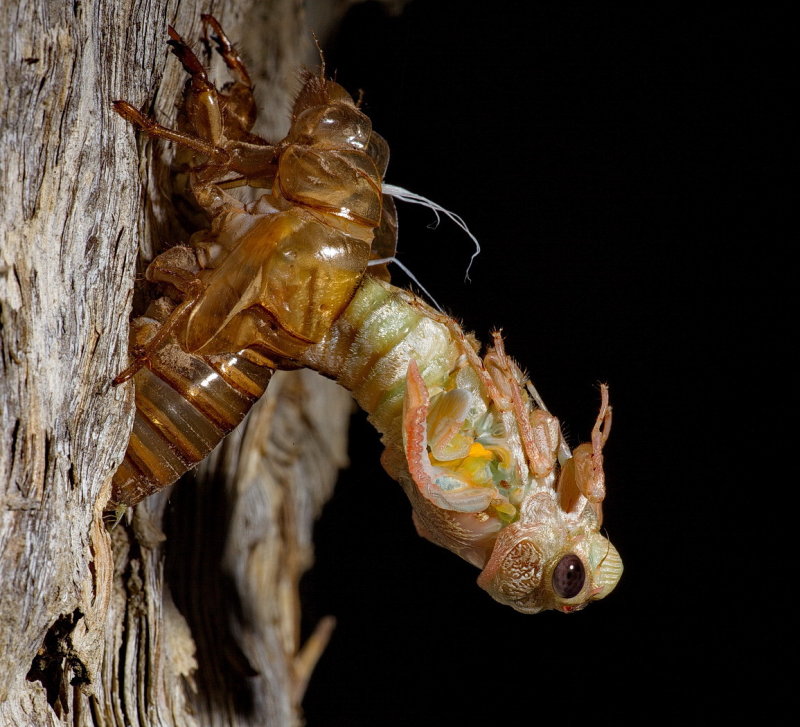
xmin=166 ymin=24 xmax=230 ymax=147
xmin=116 ymin=22 xmax=281 ymax=213
xmin=557 ymin=384 xmax=612 ymax=522
xmin=114 ymin=23 xmax=263 ymax=167
xmin=402 ymin=360 xmax=498 ymax=513
xmin=200 ymin=14 xmax=261 ymax=142
xmin=113 ymin=259 xmax=206 ymax=385
xmin=201 ymin=14 xmax=251 ymax=86
xmin=111 ymin=100 xmax=229 ymax=164
xmin=571 ymin=384 xmax=612 ymax=503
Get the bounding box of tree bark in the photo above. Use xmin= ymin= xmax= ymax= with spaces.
xmin=0 ymin=1 xmax=375 ymax=724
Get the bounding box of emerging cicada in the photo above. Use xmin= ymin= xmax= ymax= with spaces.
xmin=112 ymin=17 xmax=622 ymax=613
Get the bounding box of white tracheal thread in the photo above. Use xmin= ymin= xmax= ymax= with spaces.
xmin=367 ymin=256 xmax=443 ymax=313
xmin=381 ymin=183 xmax=482 ymax=282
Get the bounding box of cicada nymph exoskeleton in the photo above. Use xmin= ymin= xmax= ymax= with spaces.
xmin=113 ymin=17 xmax=622 ymax=613
xmin=111 ymin=16 xmax=397 ymax=507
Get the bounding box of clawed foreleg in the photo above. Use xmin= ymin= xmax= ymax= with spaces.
xmin=113 ymin=259 xmax=206 ymax=385
xmin=201 ymin=14 xmax=251 ymax=86
xmin=112 ymin=100 xmax=230 ymax=164
xmin=201 ymin=14 xmax=261 ymax=142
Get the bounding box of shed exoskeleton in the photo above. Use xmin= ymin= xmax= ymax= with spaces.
xmin=112 ymin=17 xmax=622 ymax=613
xmin=111 ymin=17 xmax=396 ymax=506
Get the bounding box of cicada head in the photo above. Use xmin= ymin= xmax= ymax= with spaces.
xmin=476 ymin=496 xmax=623 ymax=614
xmin=394 ymin=357 xmax=623 ymax=614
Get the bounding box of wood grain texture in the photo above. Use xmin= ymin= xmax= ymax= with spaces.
xmin=0 ymin=1 xmax=378 ymax=723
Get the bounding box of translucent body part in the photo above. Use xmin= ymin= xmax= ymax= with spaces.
xmin=111 ymin=313 xmax=273 ymax=506
xmin=112 ymin=26 xmax=394 ymax=508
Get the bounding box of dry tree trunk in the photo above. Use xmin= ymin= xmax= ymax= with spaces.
xmin=0 ymin=1 xmax=382 ymax=724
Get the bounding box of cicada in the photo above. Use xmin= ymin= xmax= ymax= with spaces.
xmin=112 ymin=16 xmax=622 ymax=614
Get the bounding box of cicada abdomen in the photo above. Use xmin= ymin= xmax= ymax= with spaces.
xmin=111 ymin=18 xmax=396 ymax=508
xmin=111 ymin=300 xmax=275 ymax=506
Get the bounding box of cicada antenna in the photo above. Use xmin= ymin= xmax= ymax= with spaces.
xmin=312 ymin=32 xmax=325 ymax=79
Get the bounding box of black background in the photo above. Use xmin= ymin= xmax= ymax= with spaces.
xmin=299 ymin=2 xmax=787 ymax=723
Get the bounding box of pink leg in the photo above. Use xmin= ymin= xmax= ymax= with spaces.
xmin=571 ymin=384 xmax=612 ymax=503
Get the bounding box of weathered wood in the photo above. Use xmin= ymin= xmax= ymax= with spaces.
xmin=0 ymin=1 xmax=370 ymax=724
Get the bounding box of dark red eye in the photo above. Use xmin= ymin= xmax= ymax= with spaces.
xmin=552 ymin=554 xmax=585 ymax=599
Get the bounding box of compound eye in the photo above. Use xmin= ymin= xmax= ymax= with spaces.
xmin=552 ymin=554 xmax=585 ymax=599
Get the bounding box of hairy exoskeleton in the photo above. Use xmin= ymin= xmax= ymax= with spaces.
xmin=112 ymin=17 xmax=622 ymax=613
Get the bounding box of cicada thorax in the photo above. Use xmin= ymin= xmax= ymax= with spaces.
xmin=174 ymin=76 xmax=389 ymax=360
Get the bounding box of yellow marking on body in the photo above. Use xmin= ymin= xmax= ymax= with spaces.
xmin=468 ymin=441 xmax=494 ymax=459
